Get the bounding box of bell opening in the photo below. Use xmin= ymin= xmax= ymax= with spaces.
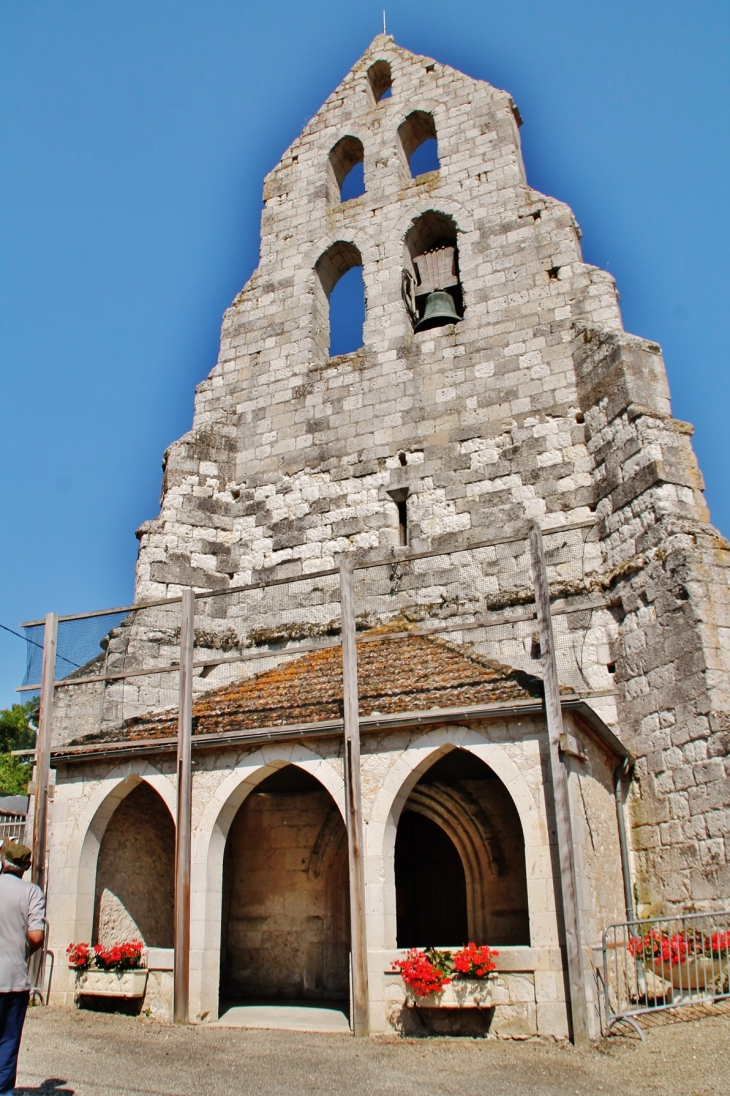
xmin=403 ymin=212 xmax=464 ymax=333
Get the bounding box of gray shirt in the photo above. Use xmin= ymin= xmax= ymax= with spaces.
xmin=0 ymin=872 xmax=46 ymax=992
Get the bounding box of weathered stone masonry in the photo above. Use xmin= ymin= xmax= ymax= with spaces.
xmin=44 ymin=34 xmax=730 ymax=1036
xmin=127 ymin=36 xmax=730 ymax=912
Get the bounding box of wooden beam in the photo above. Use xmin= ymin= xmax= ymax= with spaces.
xmin=18 ymin=593 xmax=608 ymax=694
xmin=339 ymin=556 xmax=369 ymax=1037
xmin=32 ymin=612 xmax=58 ymax=894
xmin=528 ymin=522 xmax=590 ymax=1046
xmin=173 ymin=589 xmax=195 ymax=1025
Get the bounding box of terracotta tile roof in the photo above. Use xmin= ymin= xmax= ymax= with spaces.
xmin=71 ymin=631 xmax=544 ymax=745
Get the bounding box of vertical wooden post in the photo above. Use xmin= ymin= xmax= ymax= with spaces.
xmin=528 ymin=523 xmax=589 ymax=1045
xmin=174 ymin=588 xmax=195 ymax=1025
xmin=339 ymin=556 xmax=370 ymax=1037
xmin=32 ymin=612 xmax=58 ymax=893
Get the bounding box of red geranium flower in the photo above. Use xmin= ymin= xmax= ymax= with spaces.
xmin=69 ymin=939 xmax=144 ymax=971
xmin=452 ymin=942 xmax=499 ymax=979
xmin=392 ymin=949 xmax=452 ymax=998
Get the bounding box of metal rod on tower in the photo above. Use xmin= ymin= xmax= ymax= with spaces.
xmin=173 ymin=588 xmax=195 ymax=1024
xmin=528 ymin=522 xmax=589 ymax=1046
xmin=339 ymin=556 xmax=370 ymax=1037
xmin=32 ymin=612 xmax=58 ymax=894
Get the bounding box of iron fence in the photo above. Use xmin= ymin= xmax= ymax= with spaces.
xmin=602 ymin=908 xmax=730 ymax=1039
xmin=0 ymin=815 xmax=27 ymax=845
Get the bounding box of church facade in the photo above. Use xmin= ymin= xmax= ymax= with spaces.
xmin=42 ymin=37 xmax=730 ymax=1038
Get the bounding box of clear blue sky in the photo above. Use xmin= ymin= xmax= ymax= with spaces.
xmin=1 ymin=1 xmax=728 ymax=707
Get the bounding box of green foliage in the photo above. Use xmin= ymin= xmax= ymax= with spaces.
xmin=0 ymin=699 xmax=36 ymax=795
xmin=0 ymin=699 xmax=37 ymax=754
xmin=0 ymin=753 xmax=32 ymax=796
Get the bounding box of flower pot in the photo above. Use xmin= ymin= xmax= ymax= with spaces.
xmin=649 ymin=957 xmax=715 ymax=992
xmin=74 ymin=969 xmax=148 ymax=999
xmin=406 ymin=977 xmax=495 ymax=1009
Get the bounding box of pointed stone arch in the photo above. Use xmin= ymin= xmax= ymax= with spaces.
xmin=366 ymin=726 xmax=545 ymax=951
xmin=71 ymin=766 xmax=176 ymax=946
xmin=328 ymin=135 xmax=365 ymax=203
xmin=313 ymin=240 xmax=365 ymax=358
xmin=190 ymin=746 xmax=346 ymax=1020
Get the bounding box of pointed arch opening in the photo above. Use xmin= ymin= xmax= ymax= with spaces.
xmin=368 ymin=60 xmax=392 ymax=102
xmin=394 ymin=748 xmax=529 ymax=947
xmin=219 ymin=765 xmax=350 ymax=1006
xmin=398 ymin=111 xmax=439 ymax=179
xmin=315 ymin=241 xmax=365 ymax=357
xmin=93 ymin=780 xmax=175 ymax=948
xmin=328 ymin=135 xmax=365 ymax=203
xmin=402 ymin=210 xmax=463 ymax=332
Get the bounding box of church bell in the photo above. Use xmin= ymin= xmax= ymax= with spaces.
xmin=415 ymin=290 xmax=461 ymax=331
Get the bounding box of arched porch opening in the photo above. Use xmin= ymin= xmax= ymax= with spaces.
xmin=394 ymin=748 xmax=529 ymax=947
xmin=219 ymin=764 xmax=349 ymax=1005
xmin=93 ymin=780 xmax=175 ymax=947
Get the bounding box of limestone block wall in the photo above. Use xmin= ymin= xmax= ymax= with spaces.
xmin=574 ymin=329 xmax=730 ymax=911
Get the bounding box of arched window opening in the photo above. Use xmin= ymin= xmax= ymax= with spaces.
xmin=93 ymin=782 xmax=174 ymax=948
xmin=394 ymin=749 xmax=530 ymax=947
xmin=402 ymin=210 xmax=463 ymax=332
xmin=220 ymin=766 xmax=349 ymax=1005
xmin=368 ymin=60 xmax=392 ymax=102
xmin=398 ymin=111 xmax=439 ymax=179
xmin=315 ymin=241 xmax=365 ymax=358
xmin=328 ymin=136 xmax=365 ymax=203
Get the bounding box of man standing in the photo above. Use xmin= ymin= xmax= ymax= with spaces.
xmin=0 ymin=842 xmax=45 ymax=1096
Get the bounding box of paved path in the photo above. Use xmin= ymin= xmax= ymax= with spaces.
xmin=15 ymin=1004 xmax=730 ymax=1096
xmin=215 ymin=1002 xmax=350 ymax=1032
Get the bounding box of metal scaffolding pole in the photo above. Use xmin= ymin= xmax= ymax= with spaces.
xmin=339 ymin=556 xmax=370 ymax=1037
xmin=528 ymin=522 xmax=589 ymax=1046
xmin=173 ymin=588 xmax=195 ymax=1024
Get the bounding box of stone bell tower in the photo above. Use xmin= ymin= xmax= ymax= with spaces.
xmin=133 ymin=36 xmax=730 ymax=914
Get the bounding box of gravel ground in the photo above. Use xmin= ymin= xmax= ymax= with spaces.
xmin=14 ymin=1003 xmax=730 ymax=1096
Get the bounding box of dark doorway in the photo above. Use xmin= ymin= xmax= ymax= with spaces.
xmin=395 ymin=810 xmax=468 ymax=947
xmin=394 ymin=749 xmax=530 ymax=946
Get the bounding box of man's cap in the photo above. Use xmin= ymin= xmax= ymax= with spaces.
xmin=2 ymin=841 xmax=32 ymax=870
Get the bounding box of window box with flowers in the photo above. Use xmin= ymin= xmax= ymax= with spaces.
xmin=392 ymin=943 xmax=499 ymax=1008
xmin=67 ymin=941 xmax=148 ymax=999
xmin=627 ymin=929 xmax=730 ymax=992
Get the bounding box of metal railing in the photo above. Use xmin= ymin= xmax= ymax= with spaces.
xmin=602 ymin=908 xmax=730 ymax=1039
xmin=0 ymin=815 xmax=27 ymax=845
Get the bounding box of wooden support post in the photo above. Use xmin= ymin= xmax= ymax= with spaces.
xmin=32 ymin=612 xmax=58 ymax=893
xmin=339 ymin=556 xmax=370 ymax=1037
xmin=528 ymin=523 xmax=589 ymax=1046
xmin=174 ymin=588 xmax=195 ymax=1025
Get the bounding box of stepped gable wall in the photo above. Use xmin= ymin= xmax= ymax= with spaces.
xmin=52 ymin=37 xmax=730 ymax=912
xmin=134 ymin=35 xmax=620 ymax=600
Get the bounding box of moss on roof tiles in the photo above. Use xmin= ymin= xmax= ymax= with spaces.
xmin=71 ymin=631 xmax=544 ymax=746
